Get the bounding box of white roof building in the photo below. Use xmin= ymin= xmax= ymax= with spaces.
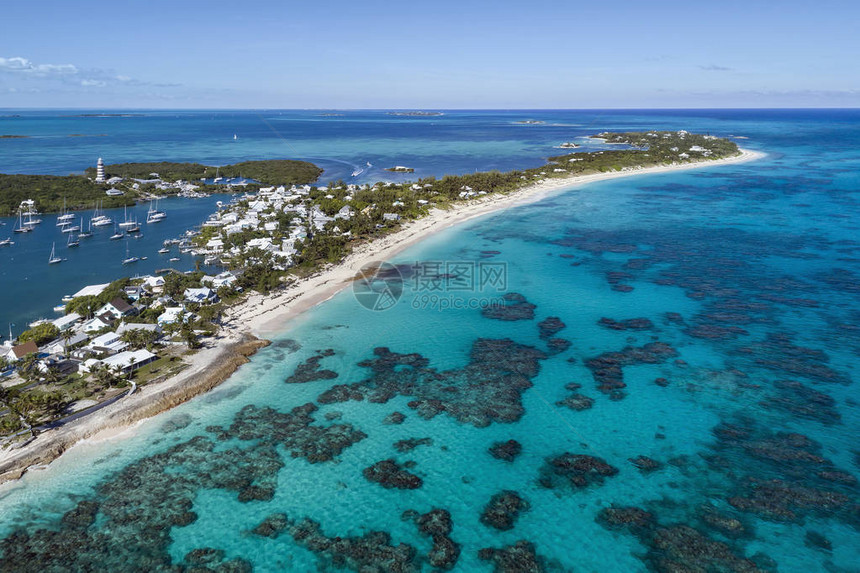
xmin=70 ymin=283 xmax=110 ymax=299
xmin=53 ymin=312 xmax=82 ymax=332
xmin=102 ymin=349 xmax=157 ymax=372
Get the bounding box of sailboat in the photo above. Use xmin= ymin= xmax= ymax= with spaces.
xmin=13 ymin=211 xmax=32 ymax=233
xmin=24 ymin=211 xmax=42 ymax=226
xmin=233 ymin=134 xmax=238 ymax=140
xmin=110 ymin=224 xmax=125 ymax=240
xmin=48 ymin=242 xmax=65 ymax=264
xmin=91 ymin=200 xmax=113 ymax=227
xmin=61 ymin=217 xmax=80 ymax=233
xmin=118 ymin=205 xmax=135 ymax=228
xmin=122 ymin=241 xmax=139 ymax=265
xmin=67 ymin=233 xmax=80 ymax=248
xmin=146 ymin=198 xmax=166 ymax=223
xmin=0 ymin=238 xmax=13 ymax=246
xmin=78 ymin=218 xmax=93 ymax=238
xmin=56 ymin=198 xmax=75 ymax=226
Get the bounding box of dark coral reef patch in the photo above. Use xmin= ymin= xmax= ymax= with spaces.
xmin=317 ymin=339 xmax=546 ymax=427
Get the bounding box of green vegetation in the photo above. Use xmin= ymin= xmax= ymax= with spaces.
xmin=17 ymin=323 xmax=59 ymax=346
xmin=217 ymin=160 xmax=323 ymax=186
xmin=0 ymin=174 xmax=131 ymax=216
xmin=83 ymin=159 xmax=322 ymax=186
xmin=0 ymin=159 xmax=322 ymax=216
xmin=83 ymin=161 xmax=208 ymax=181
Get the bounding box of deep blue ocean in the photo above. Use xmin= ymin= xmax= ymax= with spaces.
xmin=0 ymin=109 xmax=858 ymax=572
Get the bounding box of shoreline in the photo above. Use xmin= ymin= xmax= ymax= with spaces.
xmin=0 ymin=148 xmax=763 ymax=486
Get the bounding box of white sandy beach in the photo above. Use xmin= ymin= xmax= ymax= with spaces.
xmin=0 ymin=148 xmax=763 ymax=485
xmin=239 ymin=148 xmax=765 ymax=337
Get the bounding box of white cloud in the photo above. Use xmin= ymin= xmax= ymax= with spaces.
xmin=81 ymin=79 xmax=107 ymax=87
xmin=0 ymin=56 xmax=78 ymax=75
xmin=698 ymin=64 xmax=733 ymax=72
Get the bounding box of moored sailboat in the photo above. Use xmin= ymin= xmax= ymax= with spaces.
xmin=48 ymin=242 xmax=65 ymax=264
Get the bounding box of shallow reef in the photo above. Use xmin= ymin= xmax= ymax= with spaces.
xmin=285 ymin=348 xmax=338 ymax=384
xmin=480 ymin=490 xmax=531 ymax=531
xmin=317 ymin=339 xmax=547 ymax=427
xmin=538 ymin=452 xmax=619 ymax=489
xmin=585 ymin=342 xmax=678 ymax=399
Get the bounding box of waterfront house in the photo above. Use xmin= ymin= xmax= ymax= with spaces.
xmin=70 ymin=283 xmax=110 ymax=299
xmin=202 ymin=271 xmax=238 ymax=290
xmin=52 ymin=312 xmax=82 ymax=332
xmin=123 ymin=285 xmax=146 ymax=301
xmin=142 ymin=276 xmax=166 ymax=294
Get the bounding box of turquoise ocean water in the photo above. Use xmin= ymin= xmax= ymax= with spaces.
xmin=0 ymin=110 xmax=858 ymax=572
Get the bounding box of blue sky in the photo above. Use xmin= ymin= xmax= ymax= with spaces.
xmin=1 ymin=0 xmax=857 ymax=108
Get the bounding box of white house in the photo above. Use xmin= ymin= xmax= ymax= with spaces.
xmin=81 ymin=314 xmax=114 ymax=333
xmin=143 ymin=276 xmax=166 ymax=293
xmin=102 ymin=349 xmax=157 ymax=373
xmin=96 ymin=298 xmax=135 ymax=320
xmin=52 ymin=312 xmax=82 ymax=332
xmin=157 ymin=307 xmax=187 ymax=325
xmin=116 ymin=323 xmax=162 ymax=336
xmin=206 ymin=238 xmax=225 ymax=252
xmin=88 ymin=332 xmax=128 ymax=355
xmin=184 ymin=287 xmax=218 ymax=304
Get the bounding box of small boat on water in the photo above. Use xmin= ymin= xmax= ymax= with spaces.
xmin=168 ymin=257 xmax=180 ymax=262
xmin=122 ymin=241 xmax=139 ymax=265
xmin=24 ymin=212 xmax=42 ymax=226
xmin=110 ymin=225 xmax=125 ymax=240
xmin=61 ymin=222 xmax=80 ymax=233
xmin=67 ymin=233 xmax=79 ymax=248
xmin=158 ymin=247 xmax=170 ymax=254
xmin=0 ymin=238 xmax=13 ymax=246
xmin=91 ymin=201 xmax=113 ymax=227
xmin=13 ymin=212 xmax=32 ymax=233
xmin=147 ymin=198 xmax=166 ymax=223
xmin=78 ymin=219 xmax=93 ymax=238
xmin=48 ymin=242 xmax=65 ymax=264
xmin=56 ymin=199 xmax=74 ymax=226
xmin=53 ymin=305 xmax=66 ymax=313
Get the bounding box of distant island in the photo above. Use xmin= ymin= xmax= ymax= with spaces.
xmin=0 ymin=135 xmax=30 ymax=139
xmin=66 ymin=114 xmax=144 ymax=118
xmin=0 ymin=159 xmax=323 ymax=216
xmin=385 ymin=166 xmax=415 ymax=173
xmin=387 ymin=111 xmax=444 ymax=117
